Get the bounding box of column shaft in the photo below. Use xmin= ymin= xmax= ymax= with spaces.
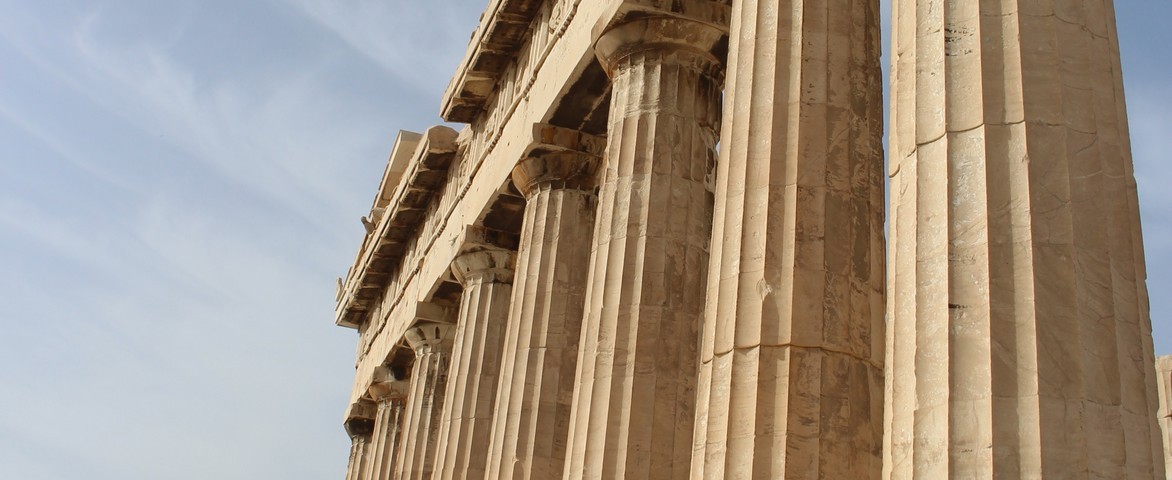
xmin=394 ymin=324 xmax=454 ymax=480
xmin=692 ymin=0 xmax=886 ymax=478
xmin=347 ymin=433 xmax=372 ymax=480
xmin=366 ymin=396 xmax=406 ymax=480
xmin=344 ymin=405 xmax=377 ymax=480
xmin=885 ymin=0 xmax=1164 ymax=478
xmin=434 ymin=250 xmax=515 ymax=480
xmin=1157 ymin=356 xmax=1172 ymax=476
xmin=486 ymin=151 xmax=599 ymax=480
xmin=563 ymin=17 xmax=725 ymax=480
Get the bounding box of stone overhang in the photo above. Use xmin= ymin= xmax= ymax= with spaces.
xmin=335 ymin=126 xmax=459 ymax=329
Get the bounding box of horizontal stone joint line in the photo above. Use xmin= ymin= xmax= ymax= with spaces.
xmin=706 ymin=343 xmax=878 ymax=365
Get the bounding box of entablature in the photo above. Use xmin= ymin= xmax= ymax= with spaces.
xmin=441 ymin=0 xmax=548 ymax=122
xmin=335 ymin=126 xmax=459 ymax=328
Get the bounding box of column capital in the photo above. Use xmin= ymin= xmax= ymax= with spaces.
xmin=512 ymin=152 xmax=601 ymax=198
xmin=344 ymin=400 xmax=377 ymax=437
xmin=593 ymin=17 xmax=727 ymax=78
xmin=451 ymin=249 xmax=516 ymax=286
xmin=368 ymin=365 xmax=412 ymax=401
xmin=512 ymin=124 xmax=605 ymax=197
xmin=404 ymin=322 xmax=454 ymax=353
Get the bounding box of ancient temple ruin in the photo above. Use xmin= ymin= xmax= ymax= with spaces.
xmin=333 ymin=0 xmax=1166 ymax=478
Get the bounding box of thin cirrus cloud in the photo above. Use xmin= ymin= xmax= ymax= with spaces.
xmin=0 ymin=0 xmax=489 ymax=478
xmin=278 ymin=0 xmax=485 ymax=96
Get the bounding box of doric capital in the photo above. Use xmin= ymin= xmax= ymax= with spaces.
xmin=368 ymin=365 xmax=412 ymax=401
xmin=404 ymin=322 xmax=455 ymax=353
xmin=512 ymin=153 xmax=601 ymax=197
xmin=450 ymin=249 xmax=517 ymax=286
xmin=512 ymin=124 xmax=605 ymax=197
xmin=344 ymin=400 xmax=377 ymax=437
xmin=345 ymin=418 xmax=375 ymax=438
xmin=593 ymin=17 xmax=727 ymax=78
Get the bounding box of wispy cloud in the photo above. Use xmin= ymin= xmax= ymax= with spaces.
xmin=69 ymin=17 xmax=375 ymax=230
xmin=278 ymin=0 xmax=484 ymax=94
xmin=0 ymin=1 xmax=424 ymax=478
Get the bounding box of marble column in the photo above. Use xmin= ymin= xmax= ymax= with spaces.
xmin=1157 ymin=356 xmax=1172 ymax=477
xmin=433 ymin=250 xmax=516 ymax=480
xmin=885 ymin=0 xmax=1164 ymax=478
xmin=394 ymin=323 xmax=454 ymax=480
xmin=691 ymin=0 xmax=886 ymax=478
xmin=345 ymin=408 xmax=376 ymax=480
xmin=562 ymin=17 xmax=725 ymax=480
xmin=365 ymin=369 xmax=410 ymax=480
xmin=485 ymin=133 xmax=601 ymax=480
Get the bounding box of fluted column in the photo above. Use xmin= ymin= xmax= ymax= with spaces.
xmin=433 ymin=250 xmax=516 ymax=480
xmin=1157 ymin=356 xmax=1172 ymax=477
xmin=690 ymin=0 xmax=886 ymax=478
xmin=562 ymin=17 xmax=725 ymax=480
xmin=345 ymin=408 xmax=376 ymax=480
xmin=485 ymin=135 xmax=601 ymax=480
xmin=886 ymin=0 xmax=1164 ymax=478
xmin=366 ymin=370 xmax=410 ymax=480
xmin=394 ymin=323 xmax=454 ymax=480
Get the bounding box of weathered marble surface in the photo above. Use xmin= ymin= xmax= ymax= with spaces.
xmin=885 ymin=0 xmax=1164 ymax=478
xmin=486 ymin=130 xmax=603 ymax=480
xmin=395 ymin=324 xmax=454 ymax=480
xmin=366 ymin=373 xmax=409 ymax=480
xmin=562 ymin=16 xmax=725 ymax=480
xmin=344 ymin=402 xmax=376 ymax=480
xmin=691 ymin=0 xmax=886 ymax=478
xmin=1157 ymin=356 xmax=1172 ymax=478
xmin=434 ymin=250 xmax=516 ymax=480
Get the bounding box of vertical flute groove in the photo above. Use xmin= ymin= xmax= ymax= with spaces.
xmin=885 ymin=0 xmax=1163 ymax=478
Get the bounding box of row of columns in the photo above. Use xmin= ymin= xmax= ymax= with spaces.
xmin=344 ymin=0 xmax=1162 ymax=478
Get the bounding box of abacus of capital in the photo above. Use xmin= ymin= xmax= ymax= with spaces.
xmin=332 ymin=0 xmax=1167 ymax=478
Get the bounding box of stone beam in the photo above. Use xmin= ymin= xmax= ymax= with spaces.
xmin=336 ymin=126 xmax=459 ymax=328
xmin=373 ymin=131 xmax=424 ymax=214
xmin=593 ymin=0 xmax=731 ymax=37
xmin=522 ymin=123 xmax=606 ymax=159
xmin=441 ymin=0 xmax=548 ymax=122
xmin=454 ymin=224 xmax=521 ymax=255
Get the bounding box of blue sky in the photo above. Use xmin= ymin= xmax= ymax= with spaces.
xmin=0 ymin=1 xmax=1168 ymax=479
